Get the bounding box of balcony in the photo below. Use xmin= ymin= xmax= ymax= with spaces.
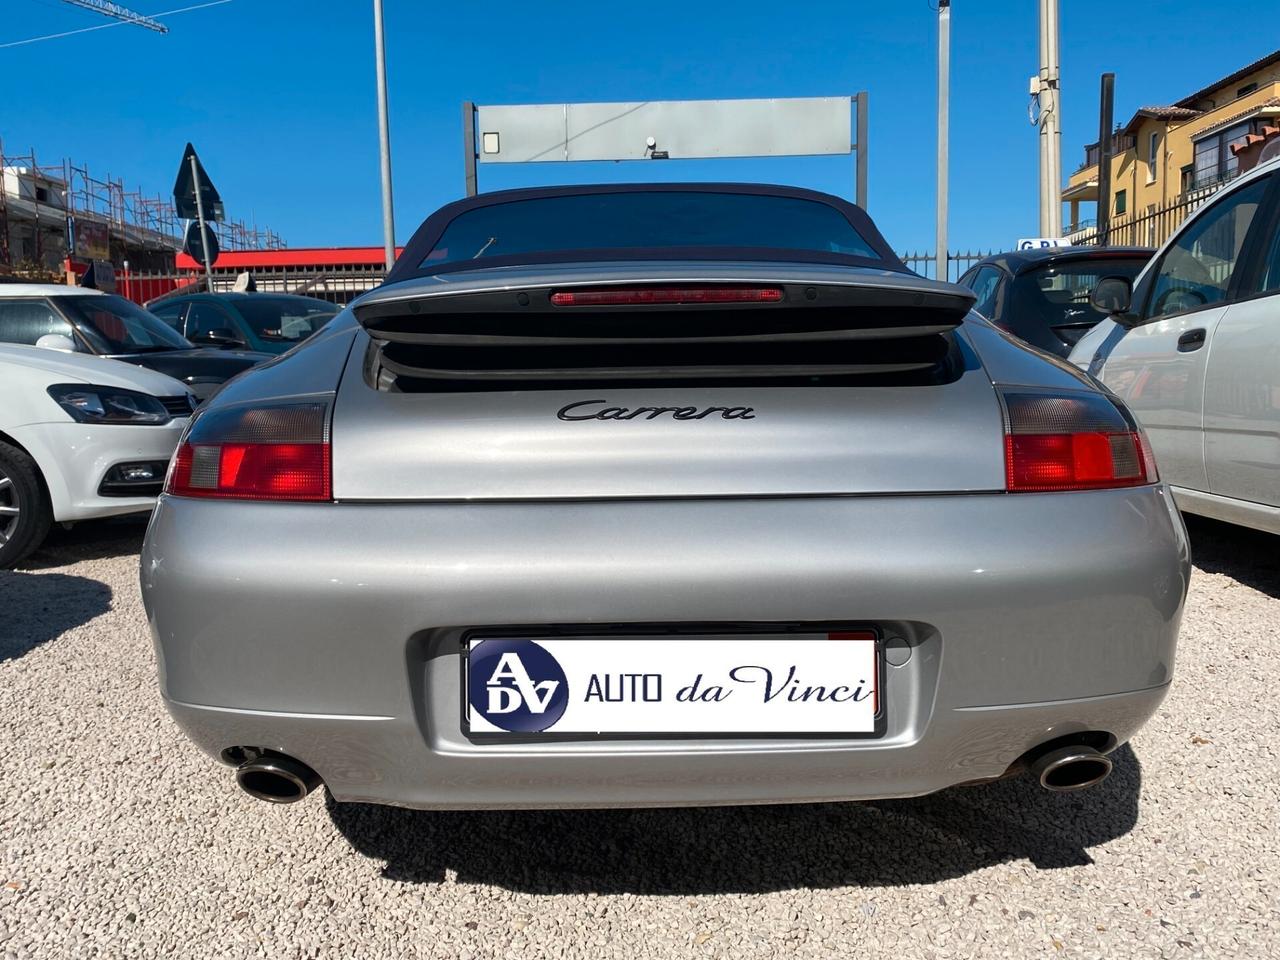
xmin=1062 ymin=178 xmax=1099 ymax=203
xmin=1078 ymin=135 xmax=1136 ymax=172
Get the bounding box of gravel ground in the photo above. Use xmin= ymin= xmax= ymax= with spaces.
xmin=1 ymin=515 xmax=1277 ymax=959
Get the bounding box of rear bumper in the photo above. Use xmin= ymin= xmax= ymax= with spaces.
xmin=142 ymin=486 xmax=1189 ymax=808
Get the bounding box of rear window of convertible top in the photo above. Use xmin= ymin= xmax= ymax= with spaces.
xmin=419 ymin=191 xmax=882 ymax=269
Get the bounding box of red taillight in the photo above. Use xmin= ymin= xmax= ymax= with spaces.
xmin=549 ymin=287 xmax=783 ymax=306
xmin=170 ymin=442 xmax=330 ymax=501
xmin=1001 ymin=391 xmax=1157 ymax=493
xmin=1005 ymin=432 xmax=1151 ymax=491
xmin=165 ymin=402 xmax=331 ymax=502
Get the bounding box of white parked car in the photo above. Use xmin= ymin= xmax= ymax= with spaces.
xmin=0 ymin=344 xmax=194 ymax=567
xmin=0 ymin=284 xmax=271 ymax=401
xmin=1070 ymin=154 xmax=1280 ymax=534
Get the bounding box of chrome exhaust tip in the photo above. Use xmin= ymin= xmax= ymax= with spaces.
xmin=235 ymin=754 xmax=321 ymax=804
xmin=1030 ymin=744 xmax=1113 ymax=792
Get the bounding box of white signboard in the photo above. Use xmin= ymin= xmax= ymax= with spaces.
xmin=1017 ymin=237 xmax=1070 ymax=250
xmin=476 ymin=97 xmax=853 ymax=163
xmin=465 ymin=635 xmax=880 ymax=735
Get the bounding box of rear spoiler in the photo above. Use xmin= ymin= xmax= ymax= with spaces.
xmin=355 ymin=280 xmax=975 ymax=389
xmin=352 ymin=281 xmax=976 ymax=347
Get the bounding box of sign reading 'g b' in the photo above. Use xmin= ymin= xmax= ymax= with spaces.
xmin=1017 ymin=237 xmax=1068 ymax=250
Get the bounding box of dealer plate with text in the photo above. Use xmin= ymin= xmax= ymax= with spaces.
xmin=463 ymin=631 xmax=881 ymax=738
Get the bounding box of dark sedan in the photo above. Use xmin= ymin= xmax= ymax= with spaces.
xmin=149 ymin=293 xmax=340 ymax=356
xmin=957 ymin=246 xmax=1153 ymax=357
xmin=0 ymin=285 xmax=270 ymax=400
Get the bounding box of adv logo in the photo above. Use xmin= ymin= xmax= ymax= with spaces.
xmin=468 ymin=639 xmax=569 ymax=733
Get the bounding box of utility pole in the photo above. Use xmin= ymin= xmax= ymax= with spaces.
xmin=936 ymin=0 xmax=950 ymax=281
xmin=1034 ymin=0 xmax=1062 ymax=237
xmin=373 ymin=0 xmax=396 ymax=269
xmin=1096 ymin=73 xmax=1115 ymax=247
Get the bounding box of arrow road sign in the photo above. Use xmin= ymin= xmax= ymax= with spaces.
xmin=172 ymin=143 xmax=225 ymax=222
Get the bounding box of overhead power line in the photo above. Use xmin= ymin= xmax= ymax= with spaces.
xmin=61 ymin=0 xmax=169 ymax=33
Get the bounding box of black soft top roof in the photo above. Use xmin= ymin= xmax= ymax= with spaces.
xmin=385 ymin=182 xmax=907 ymax=284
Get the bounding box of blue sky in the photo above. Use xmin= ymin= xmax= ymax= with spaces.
xmin=2 ymin=0 xmax=1274 ymax=253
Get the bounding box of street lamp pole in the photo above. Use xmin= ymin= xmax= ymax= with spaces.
xmin=936 ymin=0 xmax=950 ymax=282
xmin=373 ymin=0 xmax=396 ymax=269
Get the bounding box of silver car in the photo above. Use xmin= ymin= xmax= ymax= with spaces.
xmin=1070 ymin=155 xmax=1280 ymax=535
xmin=141 ymin=184 xmax=1189 ymax=810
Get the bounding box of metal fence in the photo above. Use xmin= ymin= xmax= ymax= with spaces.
xmin=121 ymin=264 xmax=389 ymax=306
xmin=899 ymin=250 xmax=994 ymax=281
xmin=1068 ymin=184 xmax=1219 ymax=249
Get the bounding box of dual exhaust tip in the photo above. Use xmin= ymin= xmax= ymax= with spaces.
xmin=223 ymin=740 xmax=1114 ymax=804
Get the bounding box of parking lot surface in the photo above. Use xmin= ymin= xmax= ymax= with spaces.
xmin=1 ymin=516 xmax=1277 ymax=959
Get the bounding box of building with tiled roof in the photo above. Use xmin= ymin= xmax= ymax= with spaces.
xmin=1062 ymin=49 xmax=1280 ymax=239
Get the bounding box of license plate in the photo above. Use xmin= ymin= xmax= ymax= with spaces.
xmin=462 ymin=630 xmax=881 ymax=738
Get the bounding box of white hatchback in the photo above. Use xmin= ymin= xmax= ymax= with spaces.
xmin=0 ymin=344 xmax=194 ymax=567
xmin=1070 ymin=155 xmax=1280 ymax=534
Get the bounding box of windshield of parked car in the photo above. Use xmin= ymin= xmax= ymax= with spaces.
xmin=418 ymin=191 xmax=882 ymax=269
xmin=60 ymin=294 xmax=193 ymax=353
xmin=1018 ymin=258 xmax=1150 ymax=328
xmin=233 ymin=297 xmax=339 ymax=342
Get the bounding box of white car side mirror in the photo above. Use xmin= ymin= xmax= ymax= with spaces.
xmin=35 ymin=334 xmax=77 ymax=352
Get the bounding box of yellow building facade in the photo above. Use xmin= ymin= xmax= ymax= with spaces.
xmin=1063 ymin=50 xmax=1280 ymax=240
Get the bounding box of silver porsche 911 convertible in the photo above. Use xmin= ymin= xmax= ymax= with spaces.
xmin=141 ymin=183 xmax=1189 ymax=809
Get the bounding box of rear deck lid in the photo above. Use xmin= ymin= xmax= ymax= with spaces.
xmin=334 ymin=263 xmax=1004 ymax=500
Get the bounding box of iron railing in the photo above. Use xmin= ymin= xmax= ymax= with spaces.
xmin=1069 ymin=183 xmax=1221 ymax=249
xmin=121 ymin=264 xmax=389 ymax=306
xmin=898 ymin=250 xmax=994 ymax=281
xmin=1064 ymin=217 xmax=1097 ymax=235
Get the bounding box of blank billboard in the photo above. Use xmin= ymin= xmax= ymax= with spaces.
xmin=476 ymin=97 xmax=853 ymax=164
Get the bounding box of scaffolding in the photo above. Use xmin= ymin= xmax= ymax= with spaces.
xmin=0 ymin=142 xmax=69 ymax=276
xmin=0 ymin=137 xmax=285 ymax=277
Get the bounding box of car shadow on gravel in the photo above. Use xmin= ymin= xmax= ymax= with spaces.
xmin=1184 ymin=515 xmax=1280 ymax=598
xmin=18 ymin=514 xmax=149 ymax=571
xmin=0 ymin=571 xmax=112 ymax=661
xmin=327 ymin=744 xmax=1141 ymax=893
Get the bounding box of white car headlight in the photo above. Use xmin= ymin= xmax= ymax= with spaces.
xmin=46 ymin=383 xmax=173 ymax=425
